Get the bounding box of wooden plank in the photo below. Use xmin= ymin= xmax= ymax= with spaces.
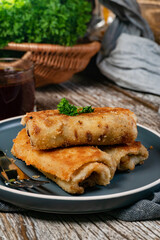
xmin=137 ymin=0 xmax=160 ymax=44
xmin=0 ymin=212 xmax=160 ymax=240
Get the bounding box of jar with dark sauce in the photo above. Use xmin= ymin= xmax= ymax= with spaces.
xmin=0 ymin=58 xmax=35 ymax=120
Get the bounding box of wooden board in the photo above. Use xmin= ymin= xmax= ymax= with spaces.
xmin=138 ymin=0 xmax=160 ymax=44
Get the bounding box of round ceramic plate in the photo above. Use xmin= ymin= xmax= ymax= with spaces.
xmin=0 ymin=116 xmax=159 ymax=213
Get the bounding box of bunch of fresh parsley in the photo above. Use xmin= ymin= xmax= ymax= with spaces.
xmin=57 ymin=98 xmax=94 ymax=116
xmin=0 ymin=0 xmax=92 ymax=48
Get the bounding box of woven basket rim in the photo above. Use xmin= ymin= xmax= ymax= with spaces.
xmin=5 ymin=41 xmax=101 ymax=53
xmin=4 ymin=41 xmax=101 ymax=87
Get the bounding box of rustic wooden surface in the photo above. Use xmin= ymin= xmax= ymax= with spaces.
xmin=0 ymin=64 xmax=160 ymax=240
xmin=138 ymin=0 xmax=160 ymax=44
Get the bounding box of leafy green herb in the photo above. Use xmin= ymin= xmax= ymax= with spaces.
xmin=78 ymin=106 xmax=94 ymax=114
xmin=57 ymin=98 xmax=94 ymax=116
xmin=8 ymin=178 xmax=16 ymax=183
xmin=0 ymin=0 xmax=92 ymax=48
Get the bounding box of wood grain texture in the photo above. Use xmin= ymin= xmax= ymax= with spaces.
xmin=137 ymin=0 xmax=160 ymax=44
xmin=0 ymin=69 xmax=160 ymax=240
xmin=0 ymin=212 xmax=160 ymax=240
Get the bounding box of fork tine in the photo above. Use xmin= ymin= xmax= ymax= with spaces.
xmin=22 ymin=179 xmax=49 ymax=184
xmin=6 ymin=179 xmax=49 ymax=188
xmin=26 ymin=186 xmax=53 ymax=195
xmin=20 ymin=179 xmax=50 ymax=188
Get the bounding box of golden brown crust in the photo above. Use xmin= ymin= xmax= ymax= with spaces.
xmin=11 ymin=129 xmax=148 ymax=194
xmin=11 ymin=129 xmax=114 ymax=182
xmin=21 ymin=107 xmax=137 ymax=150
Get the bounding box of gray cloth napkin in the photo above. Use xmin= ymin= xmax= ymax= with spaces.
xmin=0 ymin=200 xmax=25 ymax=212
xmin=98 ymin=33 xmax=160 ymax=95
xmin=97 ymin=0 xmax=160 ymax=95
xmin=109 ymin=188 xmax=160 ymax=221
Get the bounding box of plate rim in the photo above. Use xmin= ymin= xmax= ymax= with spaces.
xmin=0 ymin=115 xmax=160 ymax=201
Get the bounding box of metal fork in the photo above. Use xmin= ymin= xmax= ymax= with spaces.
xmin=0 ymin=150 xmax=50 ymax=189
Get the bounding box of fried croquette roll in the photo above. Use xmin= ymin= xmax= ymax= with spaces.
xmin=11 ymin=129 xmax=116 ymax=194
xmin=21 ymin=107 xmax=138 ymax=150
xmin=101 ymin=141 xmax=149 ymax=171
xmin=11 ymin=129 xmax=148 ymax=194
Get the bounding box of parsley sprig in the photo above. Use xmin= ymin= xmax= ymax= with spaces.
xmin=57 ymin=98 xmax=94 ymax=116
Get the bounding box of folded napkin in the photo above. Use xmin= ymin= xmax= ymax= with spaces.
xmin=97 ymin=0 xmax=160 ymax=95
xmin=97 ymin=33 xmax=160 ymax=95
xmin=109 ymin=187 xmax=160 ymax=221
xmin=0 ymin=187 xmax=160 ymax=221
xmin=0 ymin=200 xmax=25 ymax=212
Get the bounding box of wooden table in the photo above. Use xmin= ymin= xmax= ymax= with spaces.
xmin=0 ymin=64 xmax=160 ymax=240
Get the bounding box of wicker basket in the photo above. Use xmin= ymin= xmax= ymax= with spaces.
xmin=5 ymin=41 xmax=101 ymax=87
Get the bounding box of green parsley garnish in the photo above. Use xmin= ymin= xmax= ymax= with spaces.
xmin=0 ymin=0 xmax=92 ymax=48
xmin=8 ymin=179 xmax=16 ymax=183
xmin=57 ymin=98 xmax=94 ymax=116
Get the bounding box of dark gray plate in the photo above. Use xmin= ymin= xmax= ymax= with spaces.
xmin=0 ymin=116 xmax=159 ymax=213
